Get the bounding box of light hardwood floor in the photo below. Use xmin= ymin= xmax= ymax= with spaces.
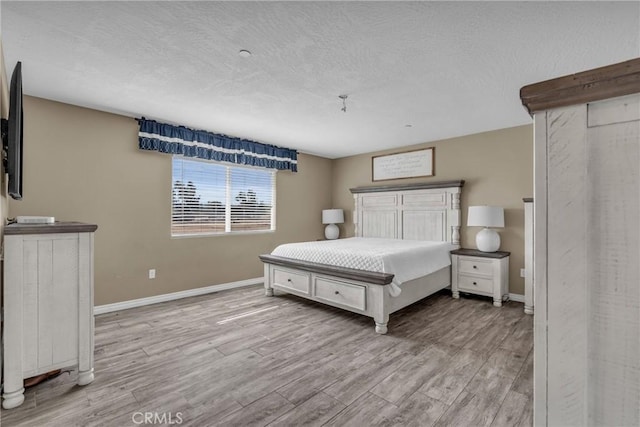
xmin=1 ymin=285 xmax=532 ymax=426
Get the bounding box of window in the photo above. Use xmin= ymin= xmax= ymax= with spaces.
xmin=171 ymin=157 xmax=276 ymax=236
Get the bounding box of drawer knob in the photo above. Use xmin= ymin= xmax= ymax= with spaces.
xmin=473 ymin=281 xmax=477 ymax=285
xmin=334 ymin=291 xmax=340 ymax=295
xmin=287 ymin=278 xmax=292 ymax=282
xmin=473 ymin=265 xmax=478 ymax=269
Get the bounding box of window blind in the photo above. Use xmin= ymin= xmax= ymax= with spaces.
xmin=171 ymin=157 xmax=275 ymax=236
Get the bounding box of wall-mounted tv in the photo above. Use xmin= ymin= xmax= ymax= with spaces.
xmin=1 ymin=61 xmax=23 ymax=200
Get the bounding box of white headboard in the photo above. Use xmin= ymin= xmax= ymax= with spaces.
xmin=350 ymin=181 xmax=464 ymax=245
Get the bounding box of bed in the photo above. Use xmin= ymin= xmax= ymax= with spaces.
xmin=259 ymin=180 xmax=464 ymax=334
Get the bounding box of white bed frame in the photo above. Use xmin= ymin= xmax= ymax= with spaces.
xmin=260 ymin=180 xmax=463 ymax=334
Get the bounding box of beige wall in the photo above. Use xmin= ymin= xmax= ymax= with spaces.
xmin=0 ymin=40 xmax=9 ymax=312
xmin=0 ymin=44 xmax=8 ymax=119
xmin=11 ymin=95 xmax=532 ymax=304
xmin=332 ymin=125 xmax=533 ymax=295
xmin=1 ymin=41 xmax=9 ymax=229
xmin=10 ymin=96 xmax=333 ymax=305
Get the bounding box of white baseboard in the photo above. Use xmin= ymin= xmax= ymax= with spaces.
xmin=94 ymin=279 xmax=525 ymax=315
xmin=94 ymin=277 xmax=263 ymax=315
xmin=509 ymin=293 xmax=525 ymax=303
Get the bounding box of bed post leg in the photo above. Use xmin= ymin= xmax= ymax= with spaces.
xmin=375 ymin=319 xmax=388 ymax=334
xmin=370 ymin=285 xmax=390 ymax=334
xmin=374 ymin=307 xmax=389 ymax=334
xmin=264 ymin=264 xmax=274 ymax=296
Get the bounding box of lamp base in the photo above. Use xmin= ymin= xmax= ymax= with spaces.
xmin=324 ymin=223 xmax=339 ymax=240
xmin=476 ymin=228 xmax=501 ymax=252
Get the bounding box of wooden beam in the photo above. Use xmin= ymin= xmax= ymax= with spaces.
xmin=520 ymin=57 xmax=640 ymax=115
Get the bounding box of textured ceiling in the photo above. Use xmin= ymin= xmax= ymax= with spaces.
xmin=2 ymin=1 xmax=639 ymax=158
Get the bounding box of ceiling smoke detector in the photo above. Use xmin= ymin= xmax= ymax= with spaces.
xmin=238 ymin=49 xmax=252 ymax=58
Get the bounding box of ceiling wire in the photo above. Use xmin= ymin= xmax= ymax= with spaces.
xmin=339 ymin=95 xmax=348 ymax=112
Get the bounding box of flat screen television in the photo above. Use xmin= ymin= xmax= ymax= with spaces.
xmin=1 ymin=61 xmax=23 ymax=200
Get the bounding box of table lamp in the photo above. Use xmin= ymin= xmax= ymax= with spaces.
xmin=467 ymin=206 xmax=505 ymax=252
xmin=322 ymin=209 xmax=344 ymax=240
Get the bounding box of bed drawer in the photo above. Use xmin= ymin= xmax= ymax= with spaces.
xmin=314 ymin=277 xmax=366 ymax=311
xmin=273 ymin=268 xmax=310 ymax=295
xmin=457 ymin=275 xmax=493 ymax=294
xmin=458 ymin=257 xmax=493 ymax=277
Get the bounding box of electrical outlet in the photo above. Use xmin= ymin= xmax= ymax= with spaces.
xmin=520 ymin=268 xmax=525 ymax=278
xmin=149 ymin=269 xmax=156 ymax=279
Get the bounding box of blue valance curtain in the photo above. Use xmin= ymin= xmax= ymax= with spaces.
xmin=137 ymin=118 xmax=298 ymax=172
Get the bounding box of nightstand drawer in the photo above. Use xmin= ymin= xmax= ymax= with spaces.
xmin=457 ymin=274 xmax=493 ymax=294
xmin=273 ymin=268 xmax=310 ymax=295
xmin=458 ymin=258 xmax=493 ymax=277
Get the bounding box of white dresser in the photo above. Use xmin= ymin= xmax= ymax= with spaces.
xmin=2 ymin=222 xmax=97 ymax=409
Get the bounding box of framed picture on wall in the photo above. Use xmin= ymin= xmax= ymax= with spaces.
xmin=372 ymin=148 xmax=434 ymax=181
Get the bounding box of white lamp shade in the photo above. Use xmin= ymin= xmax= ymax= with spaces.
xmin=322 ymin=209 xmax=344 ymax=224
xmin=467 ymin=206 xmax=505 ymax=228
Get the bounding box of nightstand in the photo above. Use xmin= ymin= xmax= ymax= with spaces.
xmin=451 ymin=248 xmax=510 ymax=307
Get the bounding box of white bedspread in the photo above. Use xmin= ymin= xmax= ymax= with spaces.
xmin=271 ymin=237 xmax=455 ymax=297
